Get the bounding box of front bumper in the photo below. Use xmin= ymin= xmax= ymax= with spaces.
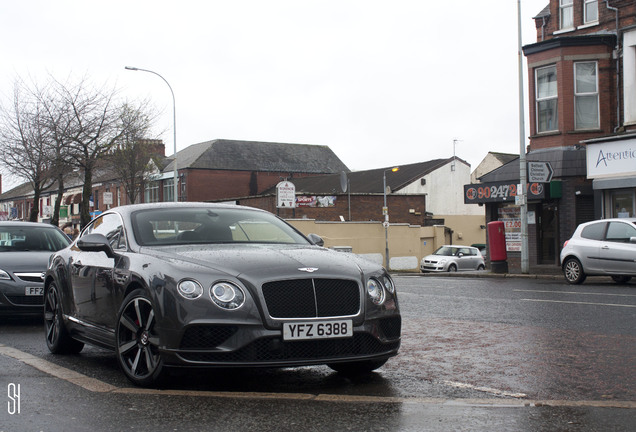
xmin=159 ymin=315 xmax=401 ymax=367
xmin=0 ymin=281 xmax=44 ymax=316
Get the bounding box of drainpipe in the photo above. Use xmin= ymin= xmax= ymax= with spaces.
xmin=541 ymin=16 xmax=547 ymax=42
xmin=604 ymin=0 xmax=621 ymax=132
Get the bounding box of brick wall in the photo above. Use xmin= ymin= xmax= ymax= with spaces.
xmin=238 ymin=194 xmax=428 ymax=225
xmin=536 ymin=1 xmax=636 ymax=40
xmin=526 ymin=42 xmax=616 ymax=149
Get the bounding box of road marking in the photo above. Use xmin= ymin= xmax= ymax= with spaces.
xmin=515 ymin=289 xmax=636 ymax=298
xmin=443 ymin=380 xmax=527 ymax=398
xmin=1 ymin=345 xmax=635 ymax=409
xmin=521 ymin=298 xmax=636 ymax=308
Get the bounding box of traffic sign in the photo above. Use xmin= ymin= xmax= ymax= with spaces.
xmin=528 ymin=162 xmax=553 ymax=183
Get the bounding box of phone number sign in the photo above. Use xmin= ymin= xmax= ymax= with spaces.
xmin=464 ymin=181 xmax=545 ymax=204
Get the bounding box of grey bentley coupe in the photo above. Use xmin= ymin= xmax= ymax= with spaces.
xmin=44 ymin=203 xmax=401 ymax=386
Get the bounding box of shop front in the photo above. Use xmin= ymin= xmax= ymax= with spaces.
xmin=585 ymin=135 xmax=636 ymax=219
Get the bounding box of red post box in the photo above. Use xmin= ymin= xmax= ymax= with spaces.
xmin=487 ymin=221 xmax=508 ymax=273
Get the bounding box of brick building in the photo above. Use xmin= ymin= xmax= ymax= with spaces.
xmin=0 ymin=139 xmax=350 ymax=227
xmin=465 ymin=1 xmax=636 ymax=271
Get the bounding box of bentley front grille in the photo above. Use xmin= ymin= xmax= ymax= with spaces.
xmin=262 ymin=278 xmax=360 ymax=319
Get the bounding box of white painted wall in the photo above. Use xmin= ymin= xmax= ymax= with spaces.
xmin=396 ymin=159 xmax=482 ymax=216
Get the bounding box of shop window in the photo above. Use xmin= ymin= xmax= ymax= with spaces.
xmin=611 ymin=189 xmax=634 ymax=218
xmin=144 ymin=181 xmax=159 ymax=203
xmin=163 ymin=178 xmax=174 ymax=202
xmin=536 ymin=65 xmax=558 ymax=133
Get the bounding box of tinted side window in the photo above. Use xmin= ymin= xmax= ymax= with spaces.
xmin=580 ymin=222 xmax=606 ymax=240
xmin=82 ymin=214 xmax=127 ymax=250
xmin=606 ymin=222 xmax=636 ymax=242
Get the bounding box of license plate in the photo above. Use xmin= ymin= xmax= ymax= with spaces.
xmin=25 ymin=287 xmax=43 ymax=296
xmin=283 ymin=320 xmax=353 ymax=341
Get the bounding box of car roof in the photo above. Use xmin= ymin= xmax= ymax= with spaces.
xmin=0 ymin=221 xmax=59 ymax=228
xmin=103 ymin=202 xmax=268 ymax=219
xmin=580 ymin=218 xmax=636 ymax=226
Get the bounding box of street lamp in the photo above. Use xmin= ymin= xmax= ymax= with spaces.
xmin=383 ymin=167 xmax=399 ymax=269
xmin=125 ymin=66 xmax=178 ymax=202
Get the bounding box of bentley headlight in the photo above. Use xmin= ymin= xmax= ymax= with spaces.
xmin=177 ymin=279 xmax=203 ymax=300
xmin=367 ymin=278 xmax=386 ymax=305
xmin=210 ymin=282 xmax=245 ymax=310
xmin=382 ymin=275 xmax=395 ymax=294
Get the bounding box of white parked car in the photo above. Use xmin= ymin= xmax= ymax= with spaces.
xmin=420 ymin=245 xmax=486 ymax=273
xmin=560 ymin=218 xmax=636 ymax=284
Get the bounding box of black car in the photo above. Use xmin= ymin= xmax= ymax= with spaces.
xmin=0 ymin=221 xmax=71 ymax=316
xmin=44 ymin=203 xmax=401 ymax=386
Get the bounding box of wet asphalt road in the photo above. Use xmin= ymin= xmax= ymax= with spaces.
xmin=1 ymin=274 xmax=635 ymax=431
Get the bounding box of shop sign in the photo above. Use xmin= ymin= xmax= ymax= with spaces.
xmin=586 ymin=139 xmax=636 ymax=179
xmin=464 ymin=181 xmax=545 ymax=204
xmin=498 ymin=206 xmax=521 ymax=252
xmin=296 ymin=196 xmax=337 ymax=207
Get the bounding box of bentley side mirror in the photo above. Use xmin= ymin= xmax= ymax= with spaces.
xmin=307 ymin=233 xmax=325 ymax=247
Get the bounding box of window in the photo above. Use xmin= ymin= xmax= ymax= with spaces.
xmin=144 ymin=181 xmax=159 ymax=203
xmin=581 ymin=222 xmax=606 ymax=240
xmin=610 ymin=189 xmax=634 ymax=218
xmin=536 ymin=65 xmax=558 ymax=133
xmin=584 ymin=0 xmax=598 ymax=24
xmin=606 ymin=221 xmax=636 ymax=242
xmin=574 ymin=62 xmax=599 ymax=130
xmin=82 ymin=213 xmax=127 ymax=250
xmin=560 ymin=0 xmax=573 ymax=29
xmin=163 ymin=178 xmax=174 ymax=202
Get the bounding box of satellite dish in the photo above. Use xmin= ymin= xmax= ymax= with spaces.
xmin=340 ymin=171 xmax=348 ymax=193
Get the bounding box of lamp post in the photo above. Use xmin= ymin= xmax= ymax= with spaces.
xmin=125 ymin=66 xmax=178 ymax=202
xmin=516 ymin=0 xmax=529 ymax=273
xmin=383 ymin=167 xmax=399 ymax=269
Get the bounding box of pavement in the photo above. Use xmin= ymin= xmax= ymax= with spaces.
xmin=399 ymin=263 xmax=568 ymax=280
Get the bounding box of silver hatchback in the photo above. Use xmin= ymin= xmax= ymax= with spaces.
xmin=560 ymin=218 xmax=636 ymax=284
xmin=420 ymin=245 xmax=486 ymax=273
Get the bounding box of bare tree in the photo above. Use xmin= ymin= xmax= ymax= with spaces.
xmin=0 ymin=80 xmax=55 ymax=222
xmin=52 ymin=77 xmax=127 ymax=228
xmin=36 ymin=78 xmax=76 ymax=226
xmin=108 ymin=102 xmax=161 ymax=204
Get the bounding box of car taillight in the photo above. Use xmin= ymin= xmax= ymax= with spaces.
xmin=563 ymin=240 xmax=569 ymax=247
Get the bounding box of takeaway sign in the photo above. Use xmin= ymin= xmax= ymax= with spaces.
xmin=464 ymin=180 xmax=546 ymax=204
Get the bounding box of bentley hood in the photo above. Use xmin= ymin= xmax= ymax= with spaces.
xmin=141 ymin=244 xmax=382 ymax=281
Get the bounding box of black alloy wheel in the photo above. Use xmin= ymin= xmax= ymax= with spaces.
xmin=44 ymin=283 xmax=84 ymax=354
xmin=116 ymin=289 xmax=164 ymax=386
xmin=563 ymin=257 xmax=586 ymax=285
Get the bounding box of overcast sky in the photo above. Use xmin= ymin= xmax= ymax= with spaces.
xmin=1 ymin=0 xmax=549 ymax=189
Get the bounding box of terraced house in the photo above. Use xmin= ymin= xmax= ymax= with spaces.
xmin=467 ymin=0 xmax=636 ymax=270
